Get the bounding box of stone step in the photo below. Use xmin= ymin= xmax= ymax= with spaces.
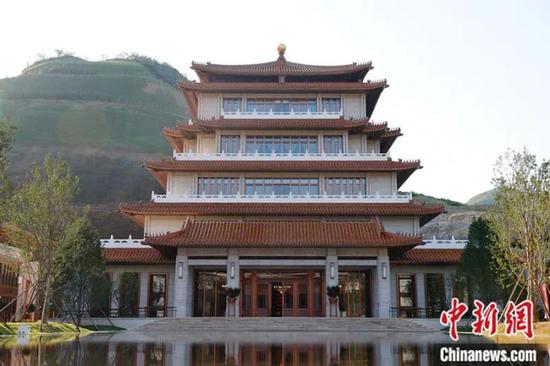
xmin=138 ymin=317 xmax=435 ymax=333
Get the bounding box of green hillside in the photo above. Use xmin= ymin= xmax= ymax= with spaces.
xmin=466 ymin=189 xmax=496 ymax=206
xmin=0 ymin=56 xmax=188 ymax=207
xmin=411 ymin=192 xmax=464 ymax=208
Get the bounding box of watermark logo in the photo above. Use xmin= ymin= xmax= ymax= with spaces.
xmin=440 ymin=298 xmax=534 ymax=341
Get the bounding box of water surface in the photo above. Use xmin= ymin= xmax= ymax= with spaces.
xmin=0 ymin=331 xmax=546 ymax=365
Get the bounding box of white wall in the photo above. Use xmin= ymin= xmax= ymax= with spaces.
xmin=170 ymin=174 xmax=196 ymax=195
xmin=380 ymin=216 xmax=419 ymax=234
xmin=366 ymin=139 xmax=380 ymax=154
xmin=367 ymin=172 xmax=394 ymax=194
xmin=198 ymin=93 xmax=220 ymax=119
xmin=342 ymin=94 xmax=366 ymax=119
xmin=147 ymin=216 xmax=185 ymax=235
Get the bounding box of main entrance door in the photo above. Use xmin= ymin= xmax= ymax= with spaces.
xmin=241 ymin=271 xmax=324 ymax=317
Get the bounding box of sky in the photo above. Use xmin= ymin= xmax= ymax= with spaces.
xmin=1 ymin=0 xmax=548 ymax=203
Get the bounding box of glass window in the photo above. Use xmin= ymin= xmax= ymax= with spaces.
xmin=398 ymin=274 xmax=417 ymax=318
xmin=246 ymin=99 xmax=317 ymax=114
xmin=148 ymin=274 xmax=166 ymax=317
xmin=400 ymin=346 xmax=420 ymax=366
xmin=245 ymin=136 xmax=318 ymax=154
xmin=245 ymin=178 xmax=319 ymax=196
xmin=425 ymin=273 xmax=446 ymax=318
xmin=194 ymin=271 xmax=227 ymax=317
xmin=298 ymin=283 xmax=308 ymax=309
xmin=339 ymin=272 xmax=368 ymax=317
xmin=321 ymin=98 xmax=341 ymax=113
xmin=118 ymin=272 xmax=139 ymax=317
xmin=222 ymin=98 xmax=242 ymax=113
xmin=325 ymin=177 xmax=367 ymax=195
xmin=220 ymin=135 xmax=240 ymax=153
xmin=198 ymin=177 xmax=240 ymax=195
xmin=323 ymin=135 xmax=343 ymax=153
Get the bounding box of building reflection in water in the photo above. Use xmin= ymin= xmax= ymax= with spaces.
xmin=0 ymin=338 xmax=547 ymax=365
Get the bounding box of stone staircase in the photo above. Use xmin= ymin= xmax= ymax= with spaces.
xmin=138 ymin=317 xmax=436 ymax=333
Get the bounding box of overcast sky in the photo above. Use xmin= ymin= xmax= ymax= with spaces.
xmin=1 ymin=0 xmax=548 ymax=202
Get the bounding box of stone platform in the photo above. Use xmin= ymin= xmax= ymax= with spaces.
xmin=137 ymin=317 xmax=438 ymax=333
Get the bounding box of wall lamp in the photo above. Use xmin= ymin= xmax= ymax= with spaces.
xmin=381 ymin=262 xmax=388 ymax=279
xmin=230 ymin=262 xmax=235 ymax=279
xmin=330 ymin=263 xmax=336 ymax=279
xmin=177 ymin=261 xmax=184 ymax=279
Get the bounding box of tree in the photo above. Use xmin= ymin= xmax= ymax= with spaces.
xmin=0 ymin=119 xmax=15 ymax=197
xmin=53 ymin=218 xmax=109 ymax=326
xmin=5 ymin=154 xmax=80 ymax=328
xmin=457 ymin=217 xmax=504 ymax=305
xmin=487 ymin=148 xmax=550 ymax=317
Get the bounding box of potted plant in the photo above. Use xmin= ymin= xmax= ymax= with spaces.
xmin=225 ymin=287 xmax=240 ymax=303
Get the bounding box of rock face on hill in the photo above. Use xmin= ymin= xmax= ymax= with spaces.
xmin=412 ymin=193 xmax=487 ymax=240
xmin=0 ymin=55 xmax=189 ymax=235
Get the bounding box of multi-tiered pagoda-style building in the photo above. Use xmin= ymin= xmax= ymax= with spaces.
xmin=101 ymin=45 xmax=466 ymax=320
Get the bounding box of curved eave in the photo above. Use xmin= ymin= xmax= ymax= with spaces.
xmin=380 ymin=129 xmax=402 ymax=153
xmin=391 ymin=249 xmax=464 ymax=265
xmin=103 ymin=248 xmax=175 ymax=264
xmin=119 ymin=201 xmax=444 ymax=228
xmin=191 ymin=61 xmax=373 ymax=82
xmin=192 ymin=118 xmax=373 ymax=132
xmin=144 ymin=159 xmax=421 ymax=189
xmin=143 ymin=220 xmax=422 ymax=249
xmin=178 ymin=81 xmax=387 ymax=120
xmin=178 ymin=80 xmax=387 ymax=93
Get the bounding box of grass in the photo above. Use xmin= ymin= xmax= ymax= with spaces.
xmin=80 ymin=324 xmax=125 ymax=332
xmin=0 ymin=321 xmax=90 ymax=335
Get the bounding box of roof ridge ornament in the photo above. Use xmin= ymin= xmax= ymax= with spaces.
xmin=277 ymin=43 xmax=286 ymax=61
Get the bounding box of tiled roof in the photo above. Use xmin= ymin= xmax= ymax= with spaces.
xmin=173 ymin=119 xmax=377 ymax=132
xmin=191 ymin=60 xmax=373 ymax=77
xmin=103 ymin=248 xmax=174 ymax=264
xmin=178 ymin=80 xmax=388 ymax=93
xmin=391 ymin=249 xmax=464 ymax=265
xmin=144 ymin=159 xmax=420 ymax=172
xmin=119 ymin=202 xmax=444 ymax=226
xmin=144 ymin=220 xmax=422 ymax=249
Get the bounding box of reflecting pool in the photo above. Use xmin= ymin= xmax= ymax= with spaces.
xmin=0 ymin=331 xmax=547 ymax=365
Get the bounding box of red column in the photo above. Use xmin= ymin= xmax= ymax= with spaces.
xmin=307 ymin=271 xmax=314 ymax=317
xmin=251 ymin=271 xmax=257 ymax=317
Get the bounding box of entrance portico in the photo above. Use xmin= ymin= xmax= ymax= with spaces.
xmin=171 ymin=246 xmax=389 ymax=318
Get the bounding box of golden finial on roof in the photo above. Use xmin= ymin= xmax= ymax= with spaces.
xmin=277 ymin=43 xmax=286 ymax=57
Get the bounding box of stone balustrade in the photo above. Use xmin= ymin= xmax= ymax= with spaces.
xmin=173 ymin=150 xmax=390 ymax=161
xmin=151 ymin=191 xmax=413 ymax=204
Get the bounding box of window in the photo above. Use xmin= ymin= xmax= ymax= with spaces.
xmin=325 ymin=177 xmax=367 ymax=195
xmin=220 ymin=135 xmax=240 ymax=153
xmin=398 ymin=274 xmax=417 ymax=318
xmin=246 ymin=136 xmax=318 ymax=154
xmin=194 ymin=271 xmax=227 ymax=317
xmin=148 ymin=274 xmax=166 ymax=317
xmin=246 ymin=99 xmax=317 ymax=113
xmin=198 ymin=177 xmax=240 ymax=195
xmin=244 ymin=178 xmax=319 ymax=196
xmin=323 ymin=135 xmax=343 ymax=153
xmin=339 ymin=272 xmax=369 ymax=317
xmin=321 ymin=98 xmax=341 ymax=113
xmin=400 ymin=346 xmax=419 ymax=366
xmin=425 ymin=273 xmax=446 ymax=318
xmin=222 ymin=98 xmax=242 ymax=113
xmin=118 ymin=272 xmax=139 ymax=317
xmin=298 ymin=283 xmax=308 ymax=309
